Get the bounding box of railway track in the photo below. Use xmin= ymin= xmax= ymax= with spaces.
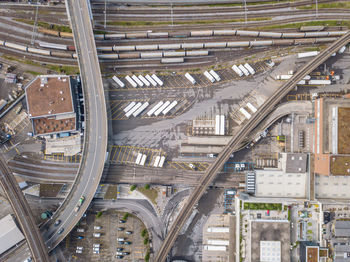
xmin=154 ymin=31 xmax=350 ymax=261
xmin=0 ymin=156 xmax=49 ymax=262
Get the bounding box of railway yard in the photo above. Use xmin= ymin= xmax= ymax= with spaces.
xmin=0 ymin=0 xmax=349 ymax=262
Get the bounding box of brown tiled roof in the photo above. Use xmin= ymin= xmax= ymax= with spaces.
xmin=33 ymin=117 xmax=76 ymax=135
xmin=26 ymin=76 xmax=74 ymax=118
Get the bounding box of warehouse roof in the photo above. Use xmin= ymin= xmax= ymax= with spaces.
xmin=0 ymin=214 xmax=25 ymax=254
xmin=32 ymin=116 xmax=76 ymax=135
xmin=26 ymin=75 xmax=74 ymax=118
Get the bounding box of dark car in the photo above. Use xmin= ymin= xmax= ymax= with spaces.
xmin=124 ymin=241 xmax=132 ymax=245
xmin=119 ymin=220 xmax=126 ymax=223
xmin=116 ymin=255 xmax=124 ymax=259
xmin=118 ymin=241 xmax=124 ymax=245
xmin=122 ymin=252 xmax=130 ymax=255
xmin=117 ymin=227 xmax=125 ymax=231
xmin=76 ymin=236 xmax=84 ymax=239
xmin=54 ymin=219 xmax=61 ymax=227
xmin=58 ymin=228 xmax=64 ymax=234
xmin=117 ymin=248 xmax=123 ymax=252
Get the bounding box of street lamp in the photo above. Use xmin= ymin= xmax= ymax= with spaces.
xmin=243 ymin=0 xmax=247 ymax=24
xmin=315 ymin=0 xmax=318 ymax=17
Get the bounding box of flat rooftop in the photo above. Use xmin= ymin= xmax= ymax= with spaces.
xmin=26 ymin=75 xmax=74 ymax=118
xmin=286 ymin=153 xmax=308 ymax=173
xmin=338 ymin=107 xmax=350 ymax=154
xmin=251 ymin=221 xmax=290 ymax=262
xmin=307 ymin=246 xmax=319 ymax=262
xmin=330 ymin=155 xmax=350 ymax=176
xmin=0 ymin=214 xmax=25 ymax=255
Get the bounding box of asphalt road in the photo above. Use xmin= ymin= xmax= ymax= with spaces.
xmin=91 ymin=199 xmax=164 ymax=253
xmin=40 ymin=0 xmax=108 ymax=250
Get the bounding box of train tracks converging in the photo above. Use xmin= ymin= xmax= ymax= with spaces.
xmin=154 ymin=31 xmax=350 ymax=261
xmin=0 ymin=156 xmax=49 ymax=262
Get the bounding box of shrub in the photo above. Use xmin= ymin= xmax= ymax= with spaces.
xmin=141 ymin=229 xmax=147 ymax=238
xmin=123 ymin=213 xmax=129 ymax=221
xmin=144 ymin=184 xmax=150 ymax=190
xmin=96 ymin=211 xmax=103 ymax=218
xmin=145 ymin=251 xmax=150 ymax=262
xmin=130 ymin=185 xmax=137 ymax=191
xmin=144 ymin=238 xmax=149 ymax=245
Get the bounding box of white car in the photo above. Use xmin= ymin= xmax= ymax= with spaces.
xmin=76 ymin=250 xmax=82 ymax=254
xmin=93 ymin=233 xmax=101 ymax=238
xmin=189 ymin=163 xmax=195 ymax=169
xmin=77 ymin=228 xmax=84 ymax=232
xmin=93 ymin=244 xmax=100 ymax=248
xmin=94 ymin=226 xmax=101 ymax=230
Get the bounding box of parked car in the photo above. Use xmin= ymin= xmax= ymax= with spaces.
xmin=124 ymin=241 xmax=132 ymax=245
xmin=76 ymin=236 xmax=84 ymax=240
xmin=54 ymin=219 xmax=61 ymax=227
xmin=126 ymin=231 xmax=133 ymax=235
xmin=117 ymin=248 xmax=123 ymax=252
xmin=77 ymin=228 xmax=84 ymax=233
xmin=116 ymin=255 xmax=124 ymax=259
xmin=58 ymin=228 xmax=64 ymax=234
xmin=119 ymin=220 xmax=126 ymax=223
xmin=117 ymin=227 xmax=125 ymax=231
xmin=94 ymin=226 xmax=101 ymax=230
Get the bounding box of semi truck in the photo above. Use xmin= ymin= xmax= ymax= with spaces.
xmin=74 ymin=196 xmax=85 ymax=212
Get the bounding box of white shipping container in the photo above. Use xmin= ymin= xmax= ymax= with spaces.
xmin=297 ymin=51 xmax=319 ymax=58
xmin=303 ymin=75 xmax=311 ymax=80
xmin=123 ymin=102 xmax=136 ymax=113
xmin=203 ymin=245 xmax=227 ymax=251
xmin=158 ymin=156 xmax=166 ymax=167
xmin=246 ymin=102 xmax=257 ymax=113
xmin=338 ymin=46 xmax=346 ymax=54
xmin=207 ymin=227 xmax=229 ymax=233
xmin=204 ymin=71 xmax=215 ymax=83
xmin=209 ymin=70 xmax=221 ymax=81
xmin=138 ymin=75 xmax=150 ymax=87
xmin=154 ymin=101 xmax=171 ymax=116
xmin=140 ymin=154 xmax=147 ymax=166
xmin=112 ymin=76 xmax=125 ymax=88
xmin=239 ymin=107 xmax=251 ymax=119
xmin=238 ymin=64 xmax=249 ymax=76
xmin=133 ymin=102 xmax=149 ymax=117
xmin=132 ymin=75 xmax=144 ymax=87
xmin=185 ymin=72 xmax=196 ymax=84
xmin=125 ymin=102 xmax=142 ymax=118
xmin=135 ymin=153 xmax=142 ymax=165
xmin=147 ymin=101 xmax=164 ymax=116
xmin=125 ymin=75 xmax=137 ymax=88
xmin=153 ymin=156 xmax=161 ymax=167
xmin=215 ymin=115 xmax=220 ymax=135
xmin=208 ymin=240 xmax=230 ymax=246
xmin=220 ymin=115 xmax=225 ymax=135
xmin=297 ymin=80 xmax=306 ymax=85
xmin=162 ymin=101 xmax=178 ymax=115
xmin=244 ymin=63 xmax=255 ymax=75
xmin=278 ymin=75 xmax=292 ymax=80
xmin=232 ymin=65 xmax=243 ymax=77
xmin=308 ymin=79 xmax=331 ymax=85
xmin=145 ymin=74 xmax=157 ymax=86
xmin=151 ymin=74 xmax=164 ymax=86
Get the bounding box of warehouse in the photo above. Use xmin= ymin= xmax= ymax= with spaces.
xmin=25 ymin=75 xmax=78 ymax=136
xmin=0 ymin=214 xmax=25 ymax=255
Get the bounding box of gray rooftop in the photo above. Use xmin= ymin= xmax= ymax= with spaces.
xmin=286 ymin=153 xmax=308 ymax=173
xmin=0 ymin=214 xmax=25 ymax=254
xmin=335 ymin=245 xmax=350 ymax=262
xmin=335 ymin=221 xmax=350 ymax=237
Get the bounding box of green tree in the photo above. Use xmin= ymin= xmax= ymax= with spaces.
xmin=130 ymin=185 xmax=137 ymax=191
xmin=145 ymin=251 xmax=150 ymax=262
xmin=96 ymin=211 xmax=103 ymax=218
xmin=123 ymin=213 xmax=129 ymax=221
xmin=144 ymin=238 xmax=149 ymax=245
xmin=141 ymin=229 xmax=147 ymax=238
xmin=144 ymin=184 xmax=150 ymax=190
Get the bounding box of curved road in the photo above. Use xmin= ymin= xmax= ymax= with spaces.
xmin=155 ymin=31 xmax=350 ymax=261
xmin=91 ymin=199 xmax=164 ymax=252
xmin=40 ymin=0 xmax=108 ymax=251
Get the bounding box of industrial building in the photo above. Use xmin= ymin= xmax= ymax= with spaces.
xmin=0 ymin=214 xmax=25 ymax=255
xmin=314 ymin=97 xmax=350 ymax=175
xmin=299 ymin=242 xmax=328 ymax=262
xmin=25 ymin=75 xmax=78 ymax=136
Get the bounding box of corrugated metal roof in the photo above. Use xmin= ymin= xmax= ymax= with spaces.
xmin=0 ymin=214 xmax=25 ymax=254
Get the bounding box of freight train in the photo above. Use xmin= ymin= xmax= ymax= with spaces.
xmin=0 ymin=40 xmax=77 ymax=59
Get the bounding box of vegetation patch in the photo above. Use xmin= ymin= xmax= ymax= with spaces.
xmin=14 ymin=18 xmax=72 ymax=33
xmin=298 ymin=1 xmax=350 ymax=9
xmin=258 ymin=20 xmax=350 ymax=30
xmin=137 ymin=187 xmax=158 ymax=205
xmin=243 ymin=202 xmax=282 ymax=210
xmin=106 ymin=17 xmax=271 ymax=27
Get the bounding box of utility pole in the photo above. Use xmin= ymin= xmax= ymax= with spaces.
xmin=315 ymin=0 xmax=318 ymax=17
xmin=244 ymin=0 xmax=247 ymax=24
xmin=104 ymin=0 xmax=107 ymax=29
xmin=170 ymin=2 xmax=174 ymax=27
xmin=31 ymin=5 xmax=39 ymax=45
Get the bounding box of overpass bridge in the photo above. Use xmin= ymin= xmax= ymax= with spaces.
xmin=40 ymin=0 xmax=108 ymax=250
xmin=154 ymin=31 xmax=350 ymax=261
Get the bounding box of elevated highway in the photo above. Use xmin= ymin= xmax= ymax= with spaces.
xmin=0 ymin=156 xmax=49 ymax=262
xmin=155 ymin=31 xmax=350 ymax=261
xmin=40 ymin=0 xmax=108 ymax=250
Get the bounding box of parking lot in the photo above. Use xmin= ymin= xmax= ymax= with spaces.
xmin=109 ymin=145 xmax=166 ymax=167
xmin=107 ymin=60 xmax=272 ymax=92
xmin=108 ymin=99 xmax=192 ymax=121
xmin=67 ymin=210 xmax=149 ymax=261
xmin=44 ymin=153 xmax=81 ymax=163
xmin=167 ymin=160 xmax=210 ymax=171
